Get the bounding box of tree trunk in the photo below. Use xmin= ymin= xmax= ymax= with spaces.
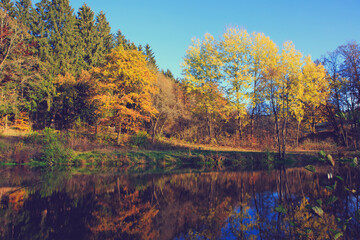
xmin=159 ymin=119 xmax=167 ymax=137
xmin=206 ymin=107 xmax=213 ymax=143
xmin=296 ymin=120 xmax=301 ymax=149
xmin=250 ymin=111 xmax=254 ymax=141
xmin=152 ymin=115 xmax=160 ymax=144
xmin=274 ymin=112 xmax=281 ymax=161
xmin=116 ymin=124 xmax=122 ymax=145
xmin=4 ymin=114 xmax=8 ymax=129
xmin=238 ymin=115 xmax=242 ymax=142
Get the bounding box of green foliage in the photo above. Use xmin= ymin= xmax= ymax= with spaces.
xmin=327 ymin=154 xmax=335 ymax=166
xmin=326 ymin=181 xmax=337 ymax=191
xmin=353 ymin=157 xmax=358 ymax=166
xmin=312 ymin=206 xmax=324 ymax=217
xmin=34 ymin=128 xmax=73 ymax=164
xmin=318 ymin=150 xmax=326 ymax=159
xmin=334 ymin=232 xmax=343 ymax=240
xmin=275 ymin=205 xmax=287 ymax=214
xmin=355 ymin=210 xmax=360 ymax=223
xmin=0 ymin=141 xmax=7 ymax=153
xmin=265 ymin=150 xmax=274 ymax=169
xmin=326 ymin=196 xmax=338 ymax=205
xmin=130 ymin=131 xmax=150 ymax=149
xmin=305 ymin=165 xmax=316 ymax=173
xmin=144 ymin=44 xmax=158 ymax=69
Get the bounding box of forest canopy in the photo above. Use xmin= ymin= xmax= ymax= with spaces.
xmin=0 ymin=0 xmax=360 ymax=157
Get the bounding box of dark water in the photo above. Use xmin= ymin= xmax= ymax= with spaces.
xmin=0 ymin=165 xmax=359 ymax=239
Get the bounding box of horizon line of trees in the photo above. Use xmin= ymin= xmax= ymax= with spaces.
xmin=1 ymin=0 xmax=360 ymax=157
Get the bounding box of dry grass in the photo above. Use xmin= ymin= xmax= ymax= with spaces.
xmin=297 ymin=138 xmax=337 ymax=151
xmin=0 ymin=138 xmax=37 ymax=164
xmin=0 ymin=128 xmax=30 ymax=137
xmin=159 ymin=137 xmax=258 ymax=152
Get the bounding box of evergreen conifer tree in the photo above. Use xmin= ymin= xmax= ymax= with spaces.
xmin=33 ymin=0 xmax=80 ymax=77
xmin=145 ymin=44 xmax=158 ymax=69
xmin=0 ymin=0 xmax=15 ymax=17
xmin=14 ymin=0 xmax=32 ymax=28
xmin=95 ymin=11 xmax=113 ymax=58
xmin=76 ymin=3 xmax=98 ymax=70
xmin=114 ymin=30 xmax=136 ymax=50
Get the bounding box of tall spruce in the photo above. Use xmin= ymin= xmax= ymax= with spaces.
xmin=14 ymin=0 xmax=32 ymax=29
xmin=0 ymin=0 xmax=15 ymax=17
xmin=114 ymin=29 xmax=136 ymax=50
xmin=144 ymin=44 xmax=158 ymax=69
xmin=33 ymin=0 xmax=80 ymax=77
xmin=30 ymin=0 xmax=81 ymax=129
xmin=76 ymin=3 xmax=98 ymax=70
xmin=95 ymin=11 xmax=113 ymax=61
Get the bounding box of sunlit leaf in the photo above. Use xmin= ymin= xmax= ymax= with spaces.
xmin=305 ymin=165 xmax=316 ymax=173
xmin=318 ymin=150 xmax=326 ymax=158
xmin=353 ymin=157 xmax=358 ymax=166
xmin=336 ymin=176 xmax=344 ymax=181
xmin=345 ymin=188 xmax=357 ymax=193
xmin=289 ymin=221 xmax=296 ymax=227
xmin=334 ymin=232 xmax=343 ymax=240
xmin=312 ymin=206 xmax=324 ymax=217
xmin=327 ymin=154 xmax=335 ymax=166
xmin=274 ymin=205 xmax=287 ymax=214
xmin=326 ymin=196 xmax=338 ymax=205
xmin=327 ymin=181 xmax=337 ymax=191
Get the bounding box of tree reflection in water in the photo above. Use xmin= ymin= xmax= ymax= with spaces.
xmin=0 ymin=165 xmax=359 ymax=239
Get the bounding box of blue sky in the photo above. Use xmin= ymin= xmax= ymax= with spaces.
xmin=67 ymin=0 xmax=359 ymax=78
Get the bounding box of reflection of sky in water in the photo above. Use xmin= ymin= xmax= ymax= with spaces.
xmin=2 ymin=166 xmax=360 ymax=240
xmin=221 ymin=191 xmax=279 ymax=239
xmin=174 ymin=191 xmax=284 ymax=239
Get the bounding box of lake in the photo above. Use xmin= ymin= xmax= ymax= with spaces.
xmin=0 ymin=164 xmax=359 ymax=239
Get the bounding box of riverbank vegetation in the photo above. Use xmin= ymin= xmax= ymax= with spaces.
xmin=0 ymin=0 xmax=360 ymax=165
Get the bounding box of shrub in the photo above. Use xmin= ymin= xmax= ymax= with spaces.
xmin=129 ymin=131 xmax=150 ymax=149
xmin=36 ymin=128 xmax=73 ymax=164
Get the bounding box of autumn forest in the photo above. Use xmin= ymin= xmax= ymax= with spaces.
xmin=1 ymin=1 xmax=360 ymax=239
xmin=1 ymin=0 xmax=360 ymax=159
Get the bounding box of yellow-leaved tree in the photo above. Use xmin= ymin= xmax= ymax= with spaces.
xmin=263 ymin=41 xmax=302 ymax=160
xmin=297 ymin=56 xmax=330 ymax=140
xmin=182 ymin=33 xmax=228 ymax=143
xmin=219 ymin=28 xmax=252 ymax=141
xmin=91 ymin=46 xmax=157 ymax=144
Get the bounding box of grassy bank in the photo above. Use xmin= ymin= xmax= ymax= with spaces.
xmin=0 ymin=128 xmax=356 ymax=171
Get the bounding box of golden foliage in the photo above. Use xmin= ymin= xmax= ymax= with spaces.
xmin=12 ymin=112 xmax=31 ymax=131
xmin=285 ymin=198 xmax=339 ymax=240
xmin=92 ymin=46 xmax=157 ymax=134
xmin=90 ymin=188 xmax=159 ymax=239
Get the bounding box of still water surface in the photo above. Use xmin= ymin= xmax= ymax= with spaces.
xmin=0 ymin=165 xmax=359 ymax=239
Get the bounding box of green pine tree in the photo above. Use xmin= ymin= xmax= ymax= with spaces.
xmin=95 ymin=11 xmax=113 ymax=58
xmin=145 ymin=44 xmax=158 ymax=70
xmin=34 ymin=0 xmax=80 ymax=77
xmin=0 ymin=0 xmax=15 ymax=17
xmin=76 ymin=3 xmax=98 ymax=70
xmin=163 ymin=69 xmax=175 ymax=80
xmin=31 ymin=0 xmax=82 ymax=129
xmin=14 ymin=0 xmax=32 ymax=28
xmin=114 ymin=30 xmax=136 ymax=50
